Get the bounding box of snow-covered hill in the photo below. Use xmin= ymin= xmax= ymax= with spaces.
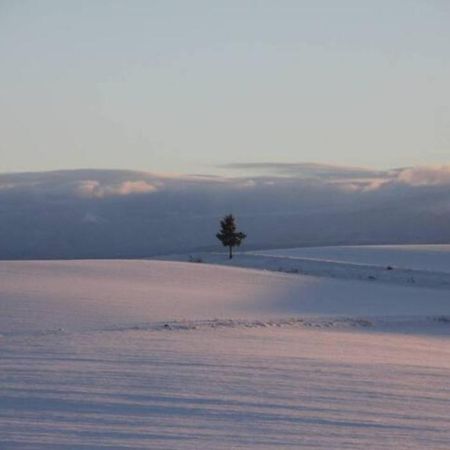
xmin=255 ymin=244 xmax=450 ymax=273
xmin=164 ymin=244 xmax=450 ymax=290
xmin=1 ymin=254 xmax=450 ymax=449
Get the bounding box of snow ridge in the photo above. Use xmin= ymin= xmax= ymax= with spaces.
xmin=6 ymin=316 xmax=450 ymax=339
xmin=106 ymin=316 xmax=450 ymax=333
xmin=106 ymin=317 xmax=374 ymax=333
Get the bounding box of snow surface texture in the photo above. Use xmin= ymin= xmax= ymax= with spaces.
xmin=1 ymin=251 xmax=450 ymax=449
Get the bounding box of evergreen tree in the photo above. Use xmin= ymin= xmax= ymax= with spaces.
xmin=216 ymin=214 xmax=246 ymax=259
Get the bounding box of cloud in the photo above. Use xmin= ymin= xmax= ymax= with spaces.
xmin=220 ymin=162 xmax=394 ymax=193
xmin=1 ymin=165 xmax=450 ymax=259
xmin=222 ymin=162 xmax=450 ymax=190
xmin=3 ymin=165 xmax=450 ymax=200
xmin=394 ymin=166 xmax=450 ymax=186
xmin=76 ymin=180 xmax=101 ymax=198
xmin=0 ymin=170 xmax=164 ymax=198
xmin=75 ymin=180 xmax=158 ymax=198
xmin=220 ymin=162 xmax=387 ymax=181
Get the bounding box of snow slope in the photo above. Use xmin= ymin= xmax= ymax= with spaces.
xmin=164 ymin=244 xmax=450 ymax=290
xmin=1 ymin=258 xmax=450 ymax=449
xmin=255 ymin=244 xmax=450 ymax=273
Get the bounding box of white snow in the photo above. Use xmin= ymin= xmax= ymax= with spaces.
xmin=164 ymin=245 xmax=450 ymax=289
xmin=1 ymin=252 xmax=450 ymax=449
xmin=255 ymin=244 xmax=450 ymax=273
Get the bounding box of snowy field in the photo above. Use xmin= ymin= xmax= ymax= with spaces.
xmin=255 ymin=244 xmax=450 ymax=273
xmin=168 ymin=245 xmax=450 ymax=290
xmin=1 ymin=253 xmax=450 ymax=449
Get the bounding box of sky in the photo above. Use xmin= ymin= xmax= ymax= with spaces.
xmin=1 ymin=0 xmax=449 ymax=175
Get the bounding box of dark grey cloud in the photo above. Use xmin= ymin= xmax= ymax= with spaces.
xmin=1 ymin=166 xmax=450 ymax=259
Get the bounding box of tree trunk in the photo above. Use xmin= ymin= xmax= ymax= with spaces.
xmin=229 ymin=245 xmax=233 ymax=259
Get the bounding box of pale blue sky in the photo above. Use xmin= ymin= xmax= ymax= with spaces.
xmin=1 ymin=0 xmax=449 ymax=174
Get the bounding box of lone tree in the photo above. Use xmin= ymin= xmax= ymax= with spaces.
xmin=216 ymin=214 xmax=246 ymax=259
